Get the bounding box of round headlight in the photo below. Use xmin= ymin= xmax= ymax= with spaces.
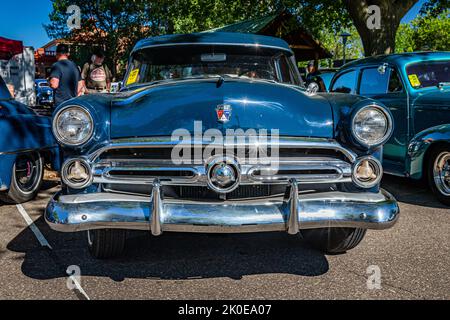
xmin=352 ymin=105 xmax=392 ymax=148
xmin=53 ymin=106 xmax=93 ymax=146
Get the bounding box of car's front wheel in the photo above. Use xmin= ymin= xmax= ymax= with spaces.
xmin=87 ymin=229 xmax=127 ymax=259
xmin=301 ymin=228 xmax=367 ymax=254
xmin=428 ymin=146 xmax=450 ymax=206
xmin=0 ymin=152 xmax=43 ymax=204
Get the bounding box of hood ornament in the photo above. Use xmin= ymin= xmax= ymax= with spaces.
xmin=216 ymin=104 xmax=232 ymax=123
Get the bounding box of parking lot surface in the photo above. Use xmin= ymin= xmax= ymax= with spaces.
xmin=0 ymin=176 xmax=448 ymax=300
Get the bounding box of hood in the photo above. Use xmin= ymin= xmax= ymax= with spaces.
xmin=413 ymin=88 xmax=450 ymax=107
xmin=110 ymin=79 xmax=334 ymax=139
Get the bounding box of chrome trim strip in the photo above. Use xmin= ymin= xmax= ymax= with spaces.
xmin=45 ymin=189 xmax=400 ymax=234
xmin=88 ymin=137 xmax=358 ymax=163
xmin=248 ymin=161 xmax=350 ymax=183
xmin=0 ymin=145 xmax=56 ymax=156
xmin=91 ymin=160 xmax=352 ymax=186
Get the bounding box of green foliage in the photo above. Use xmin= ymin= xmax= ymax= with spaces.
xmin=168 ymin=0 xmax=280 ymax=33
xmin=45 ymin=0 xmax=444 ymax=75
xmin=420 ymin=0 xmax=450 ymax=17
xmin=396 ymin=24 xmax=416 ymax=53
xmin=396 ymin=10 xmax=450 ymax=52
xmin=317 ymin=26 xmax=364 ymax=67
xmin=45 ymin=0 xmax=354 ymax=76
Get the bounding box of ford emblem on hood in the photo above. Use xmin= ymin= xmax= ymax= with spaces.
xmin=216 ymin=104 xmax=232 ymax=123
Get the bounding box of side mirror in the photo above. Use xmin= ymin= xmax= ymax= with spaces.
xmin=378 ymin=63 xmax=388 ymax=75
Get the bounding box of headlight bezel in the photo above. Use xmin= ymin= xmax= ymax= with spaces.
xmin=53 ymin=105 xmax=94 ymax=147
xmin=351 ymin=104 xmax=393 ymax=149
xmin=352 ymin=156 xmax=383 ymax=189
xmin=61 ymin=158 xmax=93 ymax=189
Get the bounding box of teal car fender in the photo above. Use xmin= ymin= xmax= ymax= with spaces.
xmin=407 ymin=124 xmax=450 ymax=180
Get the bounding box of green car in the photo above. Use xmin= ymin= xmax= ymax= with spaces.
xmin=331 ymin=52 xmax=450 ymax=205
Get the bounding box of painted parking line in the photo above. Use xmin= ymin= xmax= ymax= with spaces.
xmin=16 ymin=204 xmax=52 ymax=250
xmin=15 ymin=203 xmax=91 ymax=300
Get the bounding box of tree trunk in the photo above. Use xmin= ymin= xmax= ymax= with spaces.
xmin=343 ymin=0 xmax=418 ymax=56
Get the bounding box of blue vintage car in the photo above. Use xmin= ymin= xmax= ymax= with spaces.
xmin=45 ymin=32 xmax=399 ymax=258
xmin=0 ymin=75 xmax=58 ymax=203
xmin=35 ymin=79 xmax=54 ymax=107
xmin=331 ymin=52 xmax=450 ymax=205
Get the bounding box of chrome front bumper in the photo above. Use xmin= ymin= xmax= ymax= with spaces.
xmin=45 ymin=180 xmax=400 ymax=234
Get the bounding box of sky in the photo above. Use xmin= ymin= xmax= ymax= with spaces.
xmin=0 ymin=0 xmax=428 ymax=49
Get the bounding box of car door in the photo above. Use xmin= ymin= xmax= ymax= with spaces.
xmin=406 ymin=61 xmax=450 ymax=135
xmin=357 ymin=65 xmax=409 ymax=172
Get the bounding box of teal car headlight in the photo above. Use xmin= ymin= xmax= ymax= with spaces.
xmin=352 ymin=105 xmax=392 ymax=148
xmin=53 ymin=106 xmax=94 ymax=146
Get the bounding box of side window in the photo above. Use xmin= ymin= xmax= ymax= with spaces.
xmin=388 ymin=68 xmax=404 ymax=93
xmin=277 ymin=56 xmax=293 ymax=84
xmin=331 ymin=70 xmax=357 ymax=94
xmin=359 ymin=68 xmax=390 ymax=95
xmin=287 ymin=58 xmax=302 ymax=86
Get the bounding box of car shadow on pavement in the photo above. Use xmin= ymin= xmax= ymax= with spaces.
xmin=381 ymin=175 xmax=448 ymax=209
xmin=7 ymin=216 xmax=330 ymax=282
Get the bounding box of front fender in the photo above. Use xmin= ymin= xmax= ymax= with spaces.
xmin=408 ymin=124 xmax=450 ymax=179
xmin=0 ymin=154 xmax=16 ymax=191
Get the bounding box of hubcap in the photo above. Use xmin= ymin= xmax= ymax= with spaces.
xmin=15 ymin=154 xmax=40 ymax=192
xmin=433 ymin=152 xmax=450 ymax=196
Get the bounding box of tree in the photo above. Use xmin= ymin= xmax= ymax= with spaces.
xmin=45 ymin=0 xmax=172 ymax=77
xmin=342 ymin=0 xmax=418 ymax=56
xmin=420 ymin=0 xmax=450 ymax=17
xmin=395 ymin=23 xmax=416 ymax=53
xmin=318 ymin=26 xmax=364 ymax=66
xmin=396 ymin=10 xmax=450 ymax=52
xmin=45 ymin=0 xmax=442 ymax=74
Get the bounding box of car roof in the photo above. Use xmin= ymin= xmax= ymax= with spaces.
xmin=133 ymin=32 xmax=292 ymax=54
xmin=340 ymin=51 xmax=450 ymax=70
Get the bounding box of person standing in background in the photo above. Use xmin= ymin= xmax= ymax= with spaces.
xmin=49 ymin=44 xmax=83 ymax=107
xmin=81 ymin=50 xmax=112 ymax=94
xmin=305 ymin=60 xmax=326 ymax=92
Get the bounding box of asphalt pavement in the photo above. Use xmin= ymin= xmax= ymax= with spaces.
xmin=0 ymin=176 xmax=448 ymax=300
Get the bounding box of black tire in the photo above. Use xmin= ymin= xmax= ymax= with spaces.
xmin=87 ymin=229 xmax=127 ymax=259
xmin=301 ymin=228 xmax=367 ymax=254
xmin=427 ymin=146 xmax=450 ymax=206
xmin=0 ymin=153 xmax=43 ymax=204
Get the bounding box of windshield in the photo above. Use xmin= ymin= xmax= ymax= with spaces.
xmin=125 ymin=45 xmax=302 ymax=87
xmin=406 ymin=60 xmax=450 ymax=89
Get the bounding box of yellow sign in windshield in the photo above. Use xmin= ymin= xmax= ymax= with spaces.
xmin=408 ymin=74 xmax=421 ymax=88
xmin=126 ymin=69 xmax=140 ymax=86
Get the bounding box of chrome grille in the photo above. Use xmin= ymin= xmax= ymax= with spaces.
xmin=90 ymin=137 xmax=356 ymax=195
